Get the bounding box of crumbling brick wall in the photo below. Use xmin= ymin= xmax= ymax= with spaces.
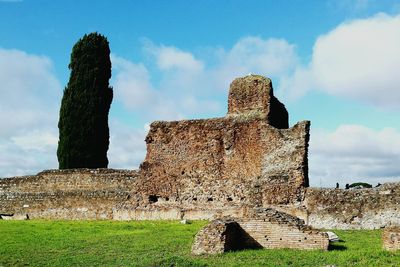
xmin=191 ymin=218 xmax=262 ymax=255
xmin=227 ymin=76 xmax=288 ymax=129
xmin=120 ymin=75 xmax=310 ymax=219
xmin=0 ymin=169 xmax=137 ymax=219
xmin=191 ymin=208 xmax=328 ymax=255
xmin=0 ymin=169 xmax=137 ymax=194
xmin=304 ymin=183 xmax=400 ymax=229
xmin=238 ymin=208 xmax=329 ymax=250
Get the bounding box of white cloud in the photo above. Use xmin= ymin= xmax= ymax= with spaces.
xmin=309 ymin=125 xmax=400 ymax=187
xmin=0 ymin=49 xmax=61 ymax=136
xmin=108 ymin=120 xmax=147 ymax=170
xmin=282 ymin=13 xmax=400 ymax=107
xmin=0 ymin=48 xmax=61 ymax=177
xmin=111 ymin=55 xmax=156 ymax=109
xmin=11 ymin=130 xmax=58 ymax=152
xmin=111 ymin=49 xmax=224 ymax=121
xmin=111 ymin=54 xmax=184 ymax=121
xmin=144 ymin=42 xmax=204 ymax=73
xmin=112 ymin=37 xmax=299 ymax=122
xmin=213 ymin=37 xmax=298 ymax=90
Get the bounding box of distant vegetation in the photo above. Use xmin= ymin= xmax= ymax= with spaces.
xmin=0 ymin=220 xmax=398 ymax=267
xmin=349 ymin=182 xmax=373 ymax=189
xmin=57 ymin=32 xmax=113 ymax=169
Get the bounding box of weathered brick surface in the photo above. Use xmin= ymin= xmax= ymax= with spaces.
xmin=121 ymin=75 xmax=309 ymax=218
xmin=227 ymin=75 xmax=289 ymax=129
xmin=191 ymin=209 xmax=328 ymax=255
xmin=383 ymin=227 xmax=400 ymax=251
xmin=129 ymin=119 xmax=309 ymax=210
xmin=191 ymin=219 xmax=261 ymax=255
xmin=0 ymin=169 xmax=137 ymax=193
xmin=238 ymin=208 xmax=329 ymax=250
xmin=0 ymin=169 xmax=137 ymax=219
xmin=304 ymin=183 xmax=400 ymax=229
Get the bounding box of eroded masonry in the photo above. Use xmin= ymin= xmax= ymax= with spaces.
xmin=1 ymin=75 xmax=400 ymax=232
xmin=116 ymin=75 xmax=310 ymax=220
xmin=191 ymin=208 xmax=329 ymax=255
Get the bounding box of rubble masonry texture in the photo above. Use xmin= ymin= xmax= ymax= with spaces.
xmin=383 ymin=227 xmax=400 ymax=251
xmin=116 ymin=75 xmax=309 ymax=218
xmin=191 ymin=208 xmax=329 ymax=255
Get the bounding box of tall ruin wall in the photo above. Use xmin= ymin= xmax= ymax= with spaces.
xmin=114 ymin=75 xmax=309 ymax=219
xmin=114 ymin=118 xmax=309 ymax=220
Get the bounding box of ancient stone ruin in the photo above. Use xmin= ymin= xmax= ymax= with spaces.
xmin=0 ymin=169 xmax=137 ymax=220
xmin=0 ymin=74 xmax=399 ymax=237
xmin=191 ymin=218 xmax=256 ymax=255
xmin=115 ymin=75 xmax=310 ymax=220
xmin=192 ymin=208 xmax=329 ymax=255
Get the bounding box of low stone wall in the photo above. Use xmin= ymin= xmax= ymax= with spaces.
xmin=0 ymin=169 xmax=137 ymax=193
xmin=112 ymin=206 xmax=248 ymax=221
xmin=1 ymin=168 xmax=399 ymax=228
xmin=191 ymin=219 xmax=261 ymax=255
xmin=383 ymin=227 xmax=400 ymax=251
xmin=0 ymin=169 xmax=138 ymax=220
xmin=191 ymin=209 xmax=328 ymax=255
xmin=238 ymin=208 xmax=328 ymax=250
xmin=304 ymin=183 xmax=400 ymax=229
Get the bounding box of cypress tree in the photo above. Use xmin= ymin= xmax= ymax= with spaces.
xmin=57 ymin=32 xmax=113 ymax=169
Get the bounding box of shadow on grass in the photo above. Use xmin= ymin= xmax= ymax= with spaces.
xmin=329 ymin=240 xmax=347 ymax=251
xmin=225 ymin=222 xmax=263 ymax=252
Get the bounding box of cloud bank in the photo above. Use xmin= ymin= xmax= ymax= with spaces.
xmin=112 ymin=37 xmax=298 ymax=121
xmin=0 ymin=48 xmax=60 ymax=176
xmin=282 ymin=13 xmax=400 ymax=108
xmin=310 ymin=125 xmax=400 ymax=187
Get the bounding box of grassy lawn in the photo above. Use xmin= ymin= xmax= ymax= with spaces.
xmin=0 ymin=220 xmax=399 ymax=267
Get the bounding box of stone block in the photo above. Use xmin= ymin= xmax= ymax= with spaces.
xmin=227 ymin=75 xmax=288 ymax=129
xmin=383 ymin=226 xmax=400 ymax=251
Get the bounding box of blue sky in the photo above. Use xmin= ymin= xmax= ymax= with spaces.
xmin=1 ymin=0 xmax=400 ymax=187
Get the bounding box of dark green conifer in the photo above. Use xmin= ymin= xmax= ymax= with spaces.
xmin=57 ymin=33 xmax=113 ymax=169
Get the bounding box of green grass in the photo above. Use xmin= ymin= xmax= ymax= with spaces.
xmin=0 ymin=220 xmax=399 ymax=267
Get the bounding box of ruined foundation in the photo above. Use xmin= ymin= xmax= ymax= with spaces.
xmin=191 ymin=208 xmax=329 ymax=255
xmin=0 ymin=169 xmax=137 ymax=220
xmin=0 ymin=75 xmax=399 ymax=232
xmin=304 ymin=183 xmax=400 ymax=229
xmin=117 ymin=75 xmax=309 ymax=219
